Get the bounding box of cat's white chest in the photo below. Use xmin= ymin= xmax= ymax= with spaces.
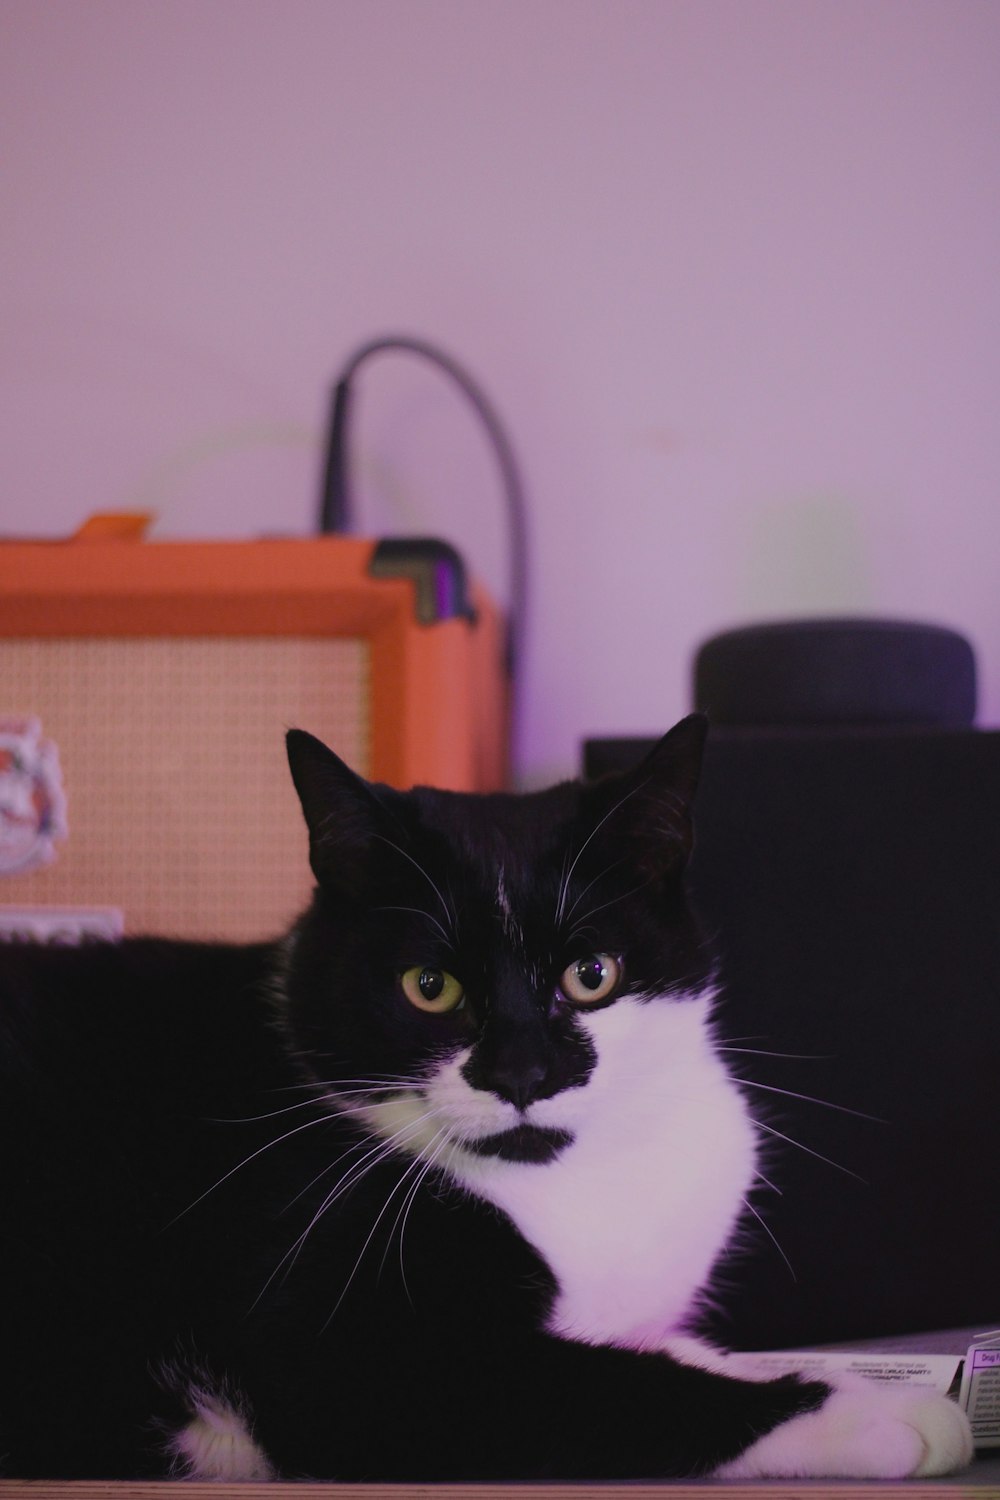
xmin=447 ymin=992 xmax=758 ymax=1348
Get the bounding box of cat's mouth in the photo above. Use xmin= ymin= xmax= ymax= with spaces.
xmin=463 ymin=1123 xmax=574 ymax=1164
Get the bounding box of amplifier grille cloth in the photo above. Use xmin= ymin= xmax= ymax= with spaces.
xmin=1 ymin=637 xmax=370 ymax=941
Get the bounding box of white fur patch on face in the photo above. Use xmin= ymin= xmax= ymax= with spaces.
xmin=166 ymin=1384 xmax=274 ymax=1481
xmin=357 ymin=987 xmax=758 ymax=1349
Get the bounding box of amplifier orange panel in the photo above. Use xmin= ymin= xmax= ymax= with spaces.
xmin=0 ymin=525 xmax=507 ymax=942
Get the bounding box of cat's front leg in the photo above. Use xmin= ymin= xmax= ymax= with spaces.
xmin=660 ymin=1335 xmax=973 ymax=1479
xmin=715 ymin=1382 xmax=972 ymax=1480
xmin=229 ymin=1324 xmax=971 ymax=1481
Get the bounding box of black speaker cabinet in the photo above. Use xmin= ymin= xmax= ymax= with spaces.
xmin=583 ymin=726 xmax=1000 ymax=1349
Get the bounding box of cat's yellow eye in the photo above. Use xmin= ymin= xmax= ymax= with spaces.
xmin=559 ymin=953 xmax=622 ymax=1006
xmin=400 ymin=966 xmax=466 ymax=1015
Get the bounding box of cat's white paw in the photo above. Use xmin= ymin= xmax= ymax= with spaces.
xmin=715 ymin=1384 xmax=973 ymax=1480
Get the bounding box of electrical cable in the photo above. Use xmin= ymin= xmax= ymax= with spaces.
xmin=318 ymin=335 xmax=529 ymax=692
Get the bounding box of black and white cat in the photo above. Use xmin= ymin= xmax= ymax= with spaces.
xmin=0 ymin=717 xmax=971 ymax=1480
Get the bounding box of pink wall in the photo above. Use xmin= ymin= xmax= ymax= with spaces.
xmin=3 ymin=0 xmax=998 ymax=782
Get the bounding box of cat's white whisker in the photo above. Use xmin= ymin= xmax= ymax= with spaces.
xmin=754 ymin=1119 xmax=867 ymax=1182
xmin=320 ymin=1120 xmax=453 ymax=1329
xmin=736 ymin=1077 xmax=884 ymax=1123
xmin=380 ymin=1126 xmax=453 ymax=1297
xmin=205 ymin=1079 xmax=428 ymax=1129
xmin=445 ymin=877 xmax=461 ymax=940
xmin=206 ymin=1099 xmax=328 ymax=1124
xmin=371 ymin=904 xmax=452 ymax=945
xmin=719 ymin=1045 xmax=833 ymax=1061
xmin=305 ymin=1105 xmax=442 ymax=1211
xmin=566 ymin=880 xmax=653 ymax=942
xmin=370 ymin=834 xmax=456 ymax=937
xmin=168 ymin=1110 xmax=338 ymax=1226
xmin=553 ymin=850 xmax=571 ymax=928
xmin=740 ymin=1196 xmax=797 ymax=1281
xmin=279 ymin=1130 xmax=408 ymax=1230
xmin=279 ymin=1138 xmax=373 ymax=1215
xmin=395 ymin=1132 xmax=463 ymax=1306
xmin=183 ymin=1085 xmax=436 ymax=1239
xmin=254 ymin=1107 xmax=446 ymax=1306
xmin=265 ymin=1075 xmax=426 ymax=1095
xmin=555 ymin=778 xmax=653 ymax=927
xmin=561 ymin=857 xmax=628 ymax=926
xmin=318 ymin=1087 xmax=431 ymax=1111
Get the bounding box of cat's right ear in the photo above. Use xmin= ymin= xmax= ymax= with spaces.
xmin=286 ymin=729 xmax=392 ymax=896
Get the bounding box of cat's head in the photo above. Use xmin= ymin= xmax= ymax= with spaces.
xmin=281 ymin=717 xmax=714 ymax=1168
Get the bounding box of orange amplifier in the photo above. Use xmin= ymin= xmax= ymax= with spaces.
xmin=0 ymin=518 xmax=508 ymax=944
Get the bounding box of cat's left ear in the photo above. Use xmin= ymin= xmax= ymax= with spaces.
xmin=585 ymin=713 xmax=708 ymax=876
xmin=286 ymin=729 xmax=397 ymax=896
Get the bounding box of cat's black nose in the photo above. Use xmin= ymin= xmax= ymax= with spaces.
xmin=462 ymin=1041 xmax=552 ymax=1111
xmin=488 ymin=1058 xmax=549 ymax=1113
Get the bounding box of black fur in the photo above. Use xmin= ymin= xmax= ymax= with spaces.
xmin=0 ymin=717 xmax=831 ymax=1479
